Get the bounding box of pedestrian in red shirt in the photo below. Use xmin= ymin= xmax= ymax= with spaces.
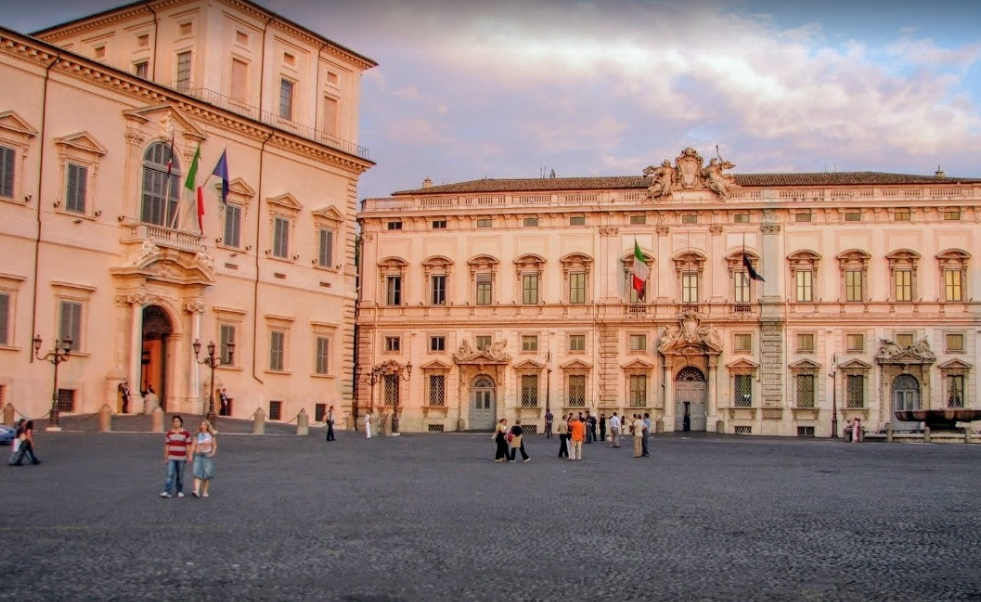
xmin=160 ymin=416 xmax=192 ymax=498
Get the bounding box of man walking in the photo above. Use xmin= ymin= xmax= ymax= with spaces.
xmin=598 ymin=413 xmax=607 ymax=442
xmin=325 ymin=405 xmax=336 ymax=441
xmin=632 ymin=414 xmax=645 ymax=458
xmin=609 ymin=412 xmax=621 ymax=448
xmin=544 ymin=409 xmax=554 ymax=438
xmin=569 ymin=416 xmax=586 ymax=461
xmin=642 ymin=412 xmax=651 ymax=457
xmin=556 ymin=418 xmax=569 ymax=458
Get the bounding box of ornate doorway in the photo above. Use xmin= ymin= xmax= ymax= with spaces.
xmin=892 ymin=374 xmax=921 ymax=431
xmin=142 ymin=305 xmax=173 ymax=410
xmin=675 ymin=366 xmax=706 ymax=432
xmin=469 ymin=375 xmax=496 ymax=431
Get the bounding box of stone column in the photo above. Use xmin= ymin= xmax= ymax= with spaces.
xmin=707 ymin=354 xmax=719 ymax=425
xmin=122 ymin=291 xmax=147 ymax=413
xmin=662 ymin=356 xmax=675 ymax=432
xmin=184 ymin=298 xmax=206 ymax=415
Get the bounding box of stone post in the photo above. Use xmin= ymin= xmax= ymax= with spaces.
xmin=296 ymin=408 xmax=309 ymax=436
xmin=964 ymin=427 xmax=972 ymax=444
xmin=382 ymin=412 xmax=392 ymax=436
xmin=923 ymin=426 xmax=931 ymax=444
xmin=150 ymin=406 xmax=164 ymax=433
xmin=716 ymin=419 xmax=725 ymax=434
xmin=886 ymin=422 xmax=893 ymax=443
xmin=99 ymin=405 xmax=113 ymax=433
xmin=253 ymin=408 xmax=266 ymax=435
xmin=3 ymin=404 xmax=15 ymax=426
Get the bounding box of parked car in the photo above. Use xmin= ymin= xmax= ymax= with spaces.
xmin=0 ymin=424 xmax=16 ymax=445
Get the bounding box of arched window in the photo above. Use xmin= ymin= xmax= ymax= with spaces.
xmin=141 ymin=142 xmax=181 ymax=227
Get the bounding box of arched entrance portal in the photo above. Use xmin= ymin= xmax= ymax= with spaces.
xmin=142 ymin=305 xmax=173 ymax=410
xmin=469 ymin=375 xmax=496 ymax=431
xmin=892 ymin=373 xmax=921 ymax=431
xmin=675 ymin=366 xmax=707 ymax=432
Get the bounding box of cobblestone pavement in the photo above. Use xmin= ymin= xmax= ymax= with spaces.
xmin=3 ymin=425 xmax=981 ymax=602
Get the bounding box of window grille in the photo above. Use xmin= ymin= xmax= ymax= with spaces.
xmin=846 ymin=374 xmax=864 ymax=408
xmin=427 ymin=424 xmax=444 ymax=432
xmin=796 ymin=426 xmax=815 ymax=437
xmin=796 ymin=374 xmax=815 ymax=408
xmin=568 ymin=375 xmax=586 ymax=407
xmin=57 ymin=388 xmax=76 ymax=413
xmin=947 ymin=375 xmax=964 ymax=408
xmin=268 ymin=400 xmax=282 ymax=420
xmin=384 ymin=374 xmax=399 ymax=406
xmin=628 ymin=374 xmax=647 ymax=407
xmin=429 ymin=375 xmax=446 ymax=407
xmin=521 ymin=375 xmax=539 ymax=407
xmin=734 ymin=375 xmax=752 ymax=407
xmin=734 ymin=426 xmax=752 ymax=435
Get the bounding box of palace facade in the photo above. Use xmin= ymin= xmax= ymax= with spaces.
xmin=0 ymin=0 xmax=374 ymax=423
xmin=357 ymin=149 xmax=981 ymax=436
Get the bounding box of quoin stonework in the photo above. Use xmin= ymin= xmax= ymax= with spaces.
xmin=0 ymin=1 xmax=374 ymax=424
xmin=357 ymin=148 xmax=981 ymax=436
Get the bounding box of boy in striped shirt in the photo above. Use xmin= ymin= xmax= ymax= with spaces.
xmin=161 ymin=416 xmax=192 ymax=498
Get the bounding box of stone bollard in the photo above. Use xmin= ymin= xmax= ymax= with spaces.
xmin=99 ymin=404 xmax=113 ymax=433
xmin=2 ymin=404 xmax=15 ymax=426
xmin=382 ymin=413 xmax=392 ymax=436
xmin=253 ymin=408 xmax=266 ymax=435
xmin=655 ymin=419 xmax=664 ymax=434
xmin=716 ymin=420 xmax=725 ymax=434
xmin=150 ymin=406 xmax=164 ymax=433
xmin=886 ymin=422 xmax=894 ymax=443
xmin=964 ymin=428 xmax=972 ymax=444
xmin=923 ymin=426 xmax=931 ymax=444
xmin=296 ymin=408 xmax=309 ymax=436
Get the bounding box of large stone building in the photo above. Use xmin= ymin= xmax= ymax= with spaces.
xmin=0 ymin=0 xmax=374 ymax=424
xmin=357 ymin=149 xmax=981 ymax=436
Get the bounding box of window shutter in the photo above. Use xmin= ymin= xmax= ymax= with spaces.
xmin=0 ymin=293 xmax=9 ymax=345
xmin=0 ymin=146 xmax=15 ymax=197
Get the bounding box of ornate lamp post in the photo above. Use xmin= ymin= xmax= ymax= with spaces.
xmin=829 ymin=354 xmax=839 ymax=439
xmin=193 ymin=338 xmax=234 ymax=425
xmin=388 ymin=361 xmax=412 ymax=434
xmin=34 ymin=335 xmax=72 ymax=430
xmin=545 ymin=351 xmax=552 ymax=413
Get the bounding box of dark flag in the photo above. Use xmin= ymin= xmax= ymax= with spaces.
xmin=743 ymin=253 xmax=765 ymax=282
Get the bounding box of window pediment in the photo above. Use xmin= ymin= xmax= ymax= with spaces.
xmin=420 ymin=359 xmax=452 ymax=371
xmin=468 ymin=254 xmax=499 ymax=268
xmin=726 ymin=358 xmax=759 ymax=370
xmin=223 ymin=178 xmax=256 ymax=199
xmin=886 ymin=249 xmax=920 ymax=261
xmin=0 ymin=111 xmax=38 ymax=138
xmin=422 ymin=255 xmax=453 ymax=268
xmin=621 ymin=359 xmax=654 ymax=370
xmin=54 ymin=132 xmax=108 ymax=157
xmin=560 ymin=252 xmax=593 ymax=267
xmin=789 ymin=358 xmax=821 ymax=370
xmin=513 ymin=359 xmax=544 ymax=370
xmin=838 ymin=358 xmax=871 ymax=370
xmin=267 ymin=193 xmax=303 ymax=213
xmin=560 ymin=359 xmax=593 ymax=371
xmin=514 ymin=253 xmax=546 ymax=267
xmin=938 ymin=359 xmax=972 ymax=371
xmin=312 ymin=205 xmax=344 ymax=223
xmin=123 ymin=104 xmax=207 ymax=142
xmin=378 ymin=256 xmax=408 ymax=269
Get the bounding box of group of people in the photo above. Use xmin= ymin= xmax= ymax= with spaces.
xmin=7 ymin=419 xmax=40 ymax=466
xmin=160 ymin=416 xmax=218 ymax=498
xmin=493 ymin=418 xmax=531 ymax=462
xmin=497 ymin=411 xmax=653 ymax=462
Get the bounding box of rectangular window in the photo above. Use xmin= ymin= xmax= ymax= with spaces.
xmin=279 ymin=78 xmax=294 ymax=120
xmin=845 ymin=270 xmax=863 ymax=302
xmin=568 ymin=374 xmax=586 ymax=407
xmin=94 ymin=45 xmax=106 ymax=60
xmin=896 ymin=333 xmax=914 ymax=348
xmin=895 ymin=270 xmax=912 ymax=302
xmin=894 ymin=210 xmax=911 ymax=221
xmin=628 ymin=375 xmax=647 ymax=407
xmin=431 ymin=275 xmax=446 ymax=305
xmin=176 ymin=51 xmax=192 ymax=91
xmin=946 ymin=333 xmax=964 ymax=352
xmin=521 ymin=335 xmax=538 ymax=352
xmin=734 ymin=375 xmax=753 ymax=407
xmin=476 ymin=218 xmax=492 ymax=228
xmin=385 ymin=336 xmax=400 ymax=352
xmin=432 ymin=220 xmax=447 ymax=229
xmin=796 ymin=374 xmax=815 ymax=408
xmin=59 ymin=300 xmax=82 ymax=349
xmin=945 ymin=270 xmax=963 ymax=302
xmin=795 ymin=270 xmax=813 ymax=302
xmin=733 ymin=272 xmax=750 ymax=303
xmin=429 ymin=336 xmax=445 ymax=352
xmin=65 ymin=164 xmax=87 ymax=214
xmin=428 ymin=374 xmax=446 ymax=406
xmin=386 ymin=276 xmax=402 ymax=306
xmin=318 ymin=228 xmax=334 ymax=268
xmin=235 ymin=31 xmax=249 ymax=45
xmin=797 ymin=426 xmax=815 ymax=437
xmin=521 ymin=374 xmax=539 ymax=407
xmin=796 ymin=333 xmax=814 ymax=352
xmin=475 ymin=274 xmax=492 ymax=305
xmin=475 ymin=336 xmax=492 ymax=351
xmin=846 ymin=333 xmax=864 ymax=352
xmin=629 ymin=334 xmax=647 ymax=351
xmin=734 ymin=426 xmax=752 ymax=435
xmin=268 ymin=400 xmax=282 ymax=421
xmin=386 ymin=221 xmax=402 ymax=230
xmin=57 ymin=388 xmax=76 ymax=413
xmin=223 ymin=204 xmax=242 ymax=248
xmin=522 ymin=273 xmax=539 ymax=304
xmin=844 ymin=212 xmax=861 ymax=222
xmin=569 ymin=216 xmax=586 ymax=226
xmin=629 ymin=215 xmax=646 ymax=225
xmin=734 ymin=333 xmax=752 ymax=352
xmin=681 ymin=214 xmax=697 ymax=224
xmin=0 ymin=145 xmax=14 ymax=198
xmin=569 ymin=272 xmax=586 ymax=304
xmin=682 ymin=272 xmax=699 ymax=304
xmin=315 ymin=337 xmax=330 ymax=375
xmin=322 ymin=96 xmax=338 ymax=137
xmin=0 ymin=292 xmax=9 ymax=345
xmin=231 ymin=58 xmax=248 ymax=103
xmin=733 ymin=213 xmax=749 ymax=223
xmin=315 ymin=403 xmax=326 ymax=422
xmin=179 ymin=22 xmax=193 ymax=36
xmin=137 ymin=33 xmax=150 ymax=48
xmin=269 ymin=330 xmax=285 ymax=371
xmin=135 ymin=61 xmax=149 ymax=78
xmin=522 ymin=217 xmax=539 ymax=227
xmin=944 ymin=209 xmax=961 ymax=221
xmin=795 ymin=212 xmax=812 ymax=223
xmin=846 ymin=374 xmax=864 ymax=408
xmin=272 ymin=216 xmax=289 ymax=258
xmin=219 ymin=324 xmax=236 ymax=365
xmin=947 ymin=375 xmax=965 ymax=408
xmin=569 ymin=334 xmax=585 ymax=352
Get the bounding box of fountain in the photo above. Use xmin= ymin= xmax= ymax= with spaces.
xmin=894 ymin=409 xmax=981 ymax=431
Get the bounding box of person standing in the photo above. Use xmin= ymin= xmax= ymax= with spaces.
xmin=544 ymin=409 xmax=554 ymax=438
xmin=9 ymin=420 xmax=40 ymax=466
xmin=325 ymin=405 xmax=336 ymax=441
xmin=556 ymin=418 xmax=569 ymax=458
xmin=642 ymin=412 xmax=651 ymax=457
xmin=119 ymin=381 xmax=131 ymax=414
xmin=585 ymin=411 xmax=594 ymax=444
xmin=852 ymin=418 xmax=863 ymax=443
xmin=632 ymin=414 xmax=645 ymax=458
xmin=599 ymin=413 xmax=607 ymax=442
xmin=364 ymin=411 xmax=373 ymax=439
xmin=219 ymin=388 xmax=231 ymax=416
xmin=160 ymin=416 xmax=192 ymax=498
xmin=190 ymin=420 xmax=217 ymax=498
xmin=609 ymin=412 xmax=621 ymax=448
xmin=509 ymin=419 xmax=530 ymax=462
xmin=493 ymin=418 xmax=510 ymax=462
xmin=569 ymin=416 xmax=586 ymax=461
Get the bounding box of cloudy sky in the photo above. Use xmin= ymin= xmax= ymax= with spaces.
xmin=4 ymin=1 xmax=981 ymax=199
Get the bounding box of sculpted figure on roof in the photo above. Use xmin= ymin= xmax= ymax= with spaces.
xmin=643 ymin=160 xmax=675 ymax=199
xmin=663 ymin=147 xmax=737 ymax=199
xmin=703 ymin=157 xmax=736 ymax=200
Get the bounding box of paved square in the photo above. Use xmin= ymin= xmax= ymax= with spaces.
xmin=3 ymin=425 xmax=981 ymax=601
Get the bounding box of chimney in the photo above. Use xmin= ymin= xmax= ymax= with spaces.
xmin=422 ymin=177 xmax=433 ymax=188
xmin=934 ymin=166 xmax=946 ymax=178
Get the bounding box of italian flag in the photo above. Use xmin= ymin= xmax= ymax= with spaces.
xmin=632 ymin=239 xmax=649 ymax=300
xmin=185 ymin=144 xmax=204 ymax=234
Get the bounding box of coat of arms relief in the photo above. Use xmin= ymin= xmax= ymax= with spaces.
xmin=643 ymin=147 xmax=737 ymax=201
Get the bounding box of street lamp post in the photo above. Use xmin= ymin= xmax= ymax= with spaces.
xmin=389 ymin=361 xmax=412 ymax=434
xmin=34 ymin=335 xmax=72 ymax=431
xmin=829 ymin=355 xmax=839 ymax=439
xmin=545 ymin=351 xmax=552 ymax=413
xmin=193 ymin=339 xmax=234 ymax=425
